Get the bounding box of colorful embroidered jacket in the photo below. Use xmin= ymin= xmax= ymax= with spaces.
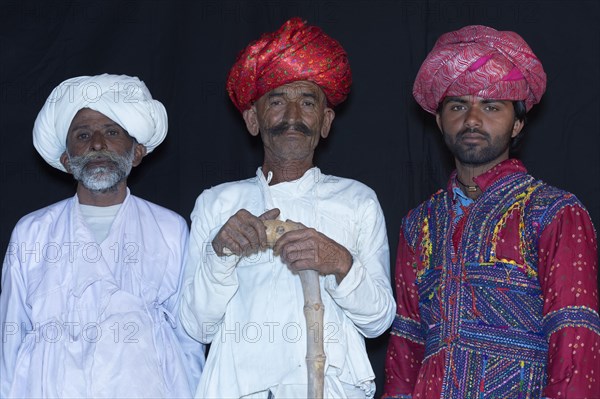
xmin=383 ymin=159 xmax=600 ymax=399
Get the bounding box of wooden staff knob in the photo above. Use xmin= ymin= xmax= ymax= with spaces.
xmin=264 ymin=219 xmax=302 ymax=247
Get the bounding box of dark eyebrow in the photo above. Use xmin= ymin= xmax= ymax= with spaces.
xmin=267 ymin=91 xmax=318 ymax=99
xmin=444 ymin=97 xmax=468 ymax=104
xmin=480 ymin=99 xmax=509 ymax=104
xmin=444 ymin=97 xmax=509 ymax=105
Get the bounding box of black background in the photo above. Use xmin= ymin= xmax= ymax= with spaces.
xmin=1 ymin=0 xmax=599 ymax=395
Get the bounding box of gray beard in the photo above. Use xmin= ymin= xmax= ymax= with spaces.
xmin=67 ymin=147 xmax=135 ymax=192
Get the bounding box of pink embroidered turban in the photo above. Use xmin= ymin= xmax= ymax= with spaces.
xmin=226 ymin=17 xmax=352 ymax=112
xmin=413 ymin=25 xmax=546 ymax=114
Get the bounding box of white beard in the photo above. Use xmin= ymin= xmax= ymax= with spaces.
xmin=67 ymin=146 xmax=135 ymax=192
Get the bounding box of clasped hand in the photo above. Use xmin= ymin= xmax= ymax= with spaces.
xmin=212 ymin=208 xmax=352 ymax=282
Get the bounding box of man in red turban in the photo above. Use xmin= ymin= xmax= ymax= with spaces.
xmin=181 ymin=18 xmax=394 ymax=399
xmin=226 ymin=17 xmax=352 ymax=113
xmin=384 ymin=25 xmax=599 ymax=398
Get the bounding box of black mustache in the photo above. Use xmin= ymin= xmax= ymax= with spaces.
xmin=267 ymin=122 xmax=312 ymax=136
xmin=460 ymin=127 xmax=484 ymax=135
xmin=458 ymin=127 xmax=488 ymax=138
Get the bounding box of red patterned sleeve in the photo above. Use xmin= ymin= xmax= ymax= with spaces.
xmin=538 ymin=203 xmax=600 ymax=399
xmin=382 ymin=229 xmax=425 ymax=398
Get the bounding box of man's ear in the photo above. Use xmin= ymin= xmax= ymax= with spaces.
xmin=242 ymin=106 xmax=260 ymax=136
xmin=132 ymin=144 xmax=147 ymax=167
xmin=436 ymin=113 xmax=443 ymax=133
xmin=512 ymin=119 xmax=525 ymax=138
xmin=60 ymin=151 xmax=72 ymax=173
xmin=319 ymin=107 xmax=335 ymax=139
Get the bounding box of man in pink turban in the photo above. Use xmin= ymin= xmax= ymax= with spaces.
xmin=181 ymin=18 xmax=394 ymax=399
xmin=384 ymin=25 xmax=599 ymax=398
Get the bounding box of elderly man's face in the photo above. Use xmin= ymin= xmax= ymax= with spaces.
xmin=243 ymin=81 xmax=335 ymax=164
xmin=60 ymin=108 xmax=145 ymax=192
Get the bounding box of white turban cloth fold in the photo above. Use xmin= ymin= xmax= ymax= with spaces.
xmin=33 ymin=74 xmax=168 ymax=171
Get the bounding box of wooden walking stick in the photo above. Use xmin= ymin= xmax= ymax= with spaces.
xmin=264 ymin=220 xmax=325 ymax=399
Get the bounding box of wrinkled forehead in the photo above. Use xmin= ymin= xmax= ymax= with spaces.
xmin=66 ymin=108 xmax=134 ymax=144
xmin=68 ymin=108 xmax=120 ymax=129
xmin=261 ymin=80 xmax=326 ymax=101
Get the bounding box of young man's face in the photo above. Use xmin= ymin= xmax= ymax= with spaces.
xmin=436 ymin=96 xmax=524 ymax=167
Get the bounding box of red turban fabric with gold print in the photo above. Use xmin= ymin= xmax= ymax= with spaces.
xmin=226 ymin=17 xmax=352 ymax=112
xmin=413 ymin=25 xmax=546 ymax=114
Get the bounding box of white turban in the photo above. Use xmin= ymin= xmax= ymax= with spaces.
xmin=33 ymin=74 xmax=168 ymax=171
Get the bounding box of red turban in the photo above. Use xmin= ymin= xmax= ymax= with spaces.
xmin=413 ymin=25 xmax=546 ymax=114
xmin=226 ymin=18 xmax=352 ymax=112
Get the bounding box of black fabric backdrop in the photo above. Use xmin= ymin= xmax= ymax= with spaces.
xmin=1 ymin=0 xmax=599 ymax=395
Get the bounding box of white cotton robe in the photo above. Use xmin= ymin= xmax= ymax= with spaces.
xmin=180 ymin=167 xmax=395 ymax=399
xmin=0 ymin=192 xmax=204 ymax=398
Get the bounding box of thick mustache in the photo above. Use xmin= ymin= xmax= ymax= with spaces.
xmin=82 ymin=151 xmax=120 ymax=162
xmin=69 ymin=151 xmax=121 ymax=168
xmin=268 ymin=122 xmax=312 ymax=136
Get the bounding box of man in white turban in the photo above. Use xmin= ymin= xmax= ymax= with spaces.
xmin=0 ymin=74 xmax=204 ymax=398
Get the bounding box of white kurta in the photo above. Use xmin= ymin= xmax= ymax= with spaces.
xmin=0 ymin=192 xmax=204 ymax=398
xmin=180 ymin=167 xmax=395 ymax=398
